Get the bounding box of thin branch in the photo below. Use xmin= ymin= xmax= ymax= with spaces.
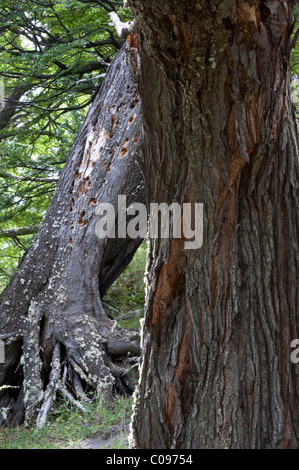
xmin=290 ymin=29 xmax=299 ymax=51
xmin=0 ymin=226 xmax=39 ymax=239
xmin=0 ymin=331 xmax=19 ymax=340
xmin=0 ymin=170 xmax=58 ymax=183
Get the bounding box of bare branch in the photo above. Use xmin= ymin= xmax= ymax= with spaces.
xmin=0 ymin=226 xmax=39 ymax=239
xmin=109 ymin=11 xmax=135 ymax=39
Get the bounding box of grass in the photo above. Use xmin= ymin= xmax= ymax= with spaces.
xmin=0 ymin=240 xmax=147 ymax=449
xmin=0 ymin=395 xmax=133 ymax=449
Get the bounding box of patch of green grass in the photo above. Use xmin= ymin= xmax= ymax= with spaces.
xmin=0 ymin=395 xmax=133 ymax=449
xmin=104 ymin=238 xmax=148 ymax=329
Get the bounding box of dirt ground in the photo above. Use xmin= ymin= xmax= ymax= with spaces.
xmin=72 ymin=424 xmax=130 ymax=449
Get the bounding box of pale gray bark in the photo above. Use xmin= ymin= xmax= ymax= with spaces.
xmin=0 ymin=39 xmax=145 ymax=427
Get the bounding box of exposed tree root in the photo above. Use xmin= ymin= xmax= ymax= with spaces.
xmin=36 ymin=343 xmax=61 ymax=429
xmin=0 ymin=323 xmax=140 ymax=428
xmin=0 ymin=293 xmax=140 ymax=428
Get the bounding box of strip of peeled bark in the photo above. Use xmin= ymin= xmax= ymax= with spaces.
xmin=130 ymin=1 xmax=299 ymax=449
xmin=0 ymin=38 xmax=144 ymax=427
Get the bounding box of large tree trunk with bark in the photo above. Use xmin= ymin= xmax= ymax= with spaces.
xmin=0 ymin=38 xmax=145 ymax=427
xmin=130 ymin=0 xmax=299 ymax=449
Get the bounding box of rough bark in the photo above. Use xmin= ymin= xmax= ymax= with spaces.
xmin=0 ymin=38 xmax=144 ymax=427
xmin=130 ymin=1 xmax=299 ymax=448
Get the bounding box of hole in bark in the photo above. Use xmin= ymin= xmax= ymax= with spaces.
xmin=116 ymin=102 xmax=125 ymax=113
xmin=128 ymin=114 xmax=136 ymax=127
xmin=78 ymin=211 xmax=87 ymax=227
xmin=260 ymin=2 xmax=271 ymax=22
xmin=69 ymin=198 xmax=75 ymax=212
xmin=223 ymin=17 xmax=233 ymax=30
xmin=89 ymin=198 xmax=97 ymax=206
xmin=130 ymin=96 xmax=139 ymax=108
xmin=69 ymin=173 xmax=79 ymax=193
xmin=119 ymin=138 xmax=129 ymax=159
xmin=119 ymin=148 xmax=128 ymax=159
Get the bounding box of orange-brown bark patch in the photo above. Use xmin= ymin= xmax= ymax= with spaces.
xmin=128 ymin=33 xmax=137 ymax=50
xmin=236 ymin=2 xmax=261 ymax=31
xmin=166 ymin=385 xmax=176 ymax=423
xmin=179 ymin=21 xmax=191 ymax=62
xmin=151 ymin=238 xmax=184 ymax=328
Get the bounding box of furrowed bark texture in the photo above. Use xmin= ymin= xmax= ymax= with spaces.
xmin=130 ymin=0 xmax=299 ymax=448
xmin=0 ymin=39 xmax=144 ymax=427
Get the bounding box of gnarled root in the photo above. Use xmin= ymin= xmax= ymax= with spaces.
xmin=0 ymin=306 xmax=140 ymax=428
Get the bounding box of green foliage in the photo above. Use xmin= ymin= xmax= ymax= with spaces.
xmin=0 ymin=0 xmax=132 ymax=289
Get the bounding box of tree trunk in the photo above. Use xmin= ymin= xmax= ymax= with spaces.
xmin=0 ymin=38 xmax=145 ymax=427
xmin=129 ymin=1 xmax=299 ymax=448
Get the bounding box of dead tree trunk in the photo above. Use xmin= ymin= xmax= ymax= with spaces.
xmin=0 ymin=38 xmax=145 ymax=427
xmin=129 ymin=1 xmax=299 ymax=448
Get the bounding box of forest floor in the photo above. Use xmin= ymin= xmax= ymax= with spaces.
xmin=69 ymin=423 xmax=130 ymax=449
xmin=0 ymin=394 xmax=133 ymax=449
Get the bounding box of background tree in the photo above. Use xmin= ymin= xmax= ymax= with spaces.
xmin=129 ymin=0 xmax=299 ymax=449
xmin=0 ymin=4 xmax=146 ymax=425
xmin=0 ymin=0 xmax=129 ymax=289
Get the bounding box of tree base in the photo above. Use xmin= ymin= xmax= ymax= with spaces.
xmin=0 ymin=313 xmax=140 ymax=428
